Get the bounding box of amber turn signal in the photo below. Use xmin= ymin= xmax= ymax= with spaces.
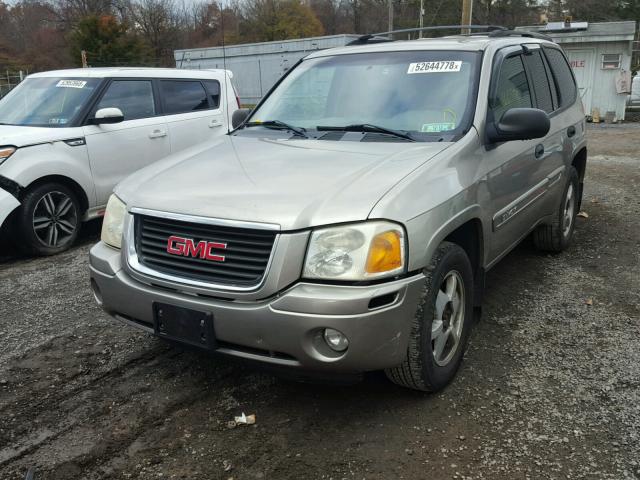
xmin=366 ymin=230 xmax=403 ymax=274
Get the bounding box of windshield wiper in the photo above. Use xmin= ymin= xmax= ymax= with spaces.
xmin=245 ymin=120 xmax=308 ymax=138
xmin=317 ymin=124 xmax=416 ymax=142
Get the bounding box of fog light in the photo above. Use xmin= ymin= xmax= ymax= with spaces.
xmin=323 ymin=328 xmax=349 ymax=352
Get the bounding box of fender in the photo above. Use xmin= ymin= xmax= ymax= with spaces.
xmin=0 ymin=141 xmax=96 ymax=207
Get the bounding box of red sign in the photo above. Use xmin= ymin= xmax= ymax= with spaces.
xmin=570 ymin=60 xmax=585 ymax=68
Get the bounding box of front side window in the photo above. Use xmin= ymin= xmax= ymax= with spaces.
xmin=0 ymin=77 xmax=100 ymax=127
xmin=490 ymin=55 xmax=532 ymax=122
xmin=160 ymin=80 xmax=209 ymax=114
xmin=245 ymin=51 xmax=481 ymax=141
xmin=96 ymin=80 xmax=155 ymax=121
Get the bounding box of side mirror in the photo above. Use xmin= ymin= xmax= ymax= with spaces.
xmin=487 ymin=108 xmax=550 ymax=143
xmin=232 ymin=108 xmax=251 ymax=129
xmin=92 ymin=107 xmax=124 ymax=125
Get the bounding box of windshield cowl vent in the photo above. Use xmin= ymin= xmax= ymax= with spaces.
xmin=318 ymin=131 xmax=346 ymax=141
xmin=361 ymin=133 xmax=414 ymax=142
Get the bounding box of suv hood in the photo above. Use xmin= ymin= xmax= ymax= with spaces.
xmin=116 ymin=135 xmax=451 ymax=230
xmin=0 ymin=125 xmax=77 ymax=147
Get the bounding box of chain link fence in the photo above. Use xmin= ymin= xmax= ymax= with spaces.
xmin=0 ymin=70 xmax=27 ymax=99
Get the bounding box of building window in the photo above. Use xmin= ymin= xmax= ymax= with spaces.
xmin=601 ymin=54 xmax=621 ymax=70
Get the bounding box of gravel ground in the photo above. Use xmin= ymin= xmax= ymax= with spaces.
xmin=0 ymin=124 xmax=639 ymax=480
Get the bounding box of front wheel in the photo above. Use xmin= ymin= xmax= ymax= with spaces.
xmin=386 ymin=242 xmax=474 ymax=392
xmin=14 ymin=183 xmax=81 ymax=256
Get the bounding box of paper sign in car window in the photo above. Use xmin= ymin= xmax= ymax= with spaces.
xmin=407 ymin=61 xmax=462 ymax=74
xmin=421 ymin=122 xmax=456 ymax=133
xmin=56 ymin=80 xmax=87 ymax=89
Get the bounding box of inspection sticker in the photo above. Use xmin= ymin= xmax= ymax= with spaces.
xmin=407 ymin=61 xmax=462 ymax=74
xmin=56 ymin=80 xmax=87 ymax=88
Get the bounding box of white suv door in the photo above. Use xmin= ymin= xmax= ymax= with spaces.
xmin=83 ymin=79 xmax=170 ymax=206
xmin=158 ymin=78 xmax=226 ymax=152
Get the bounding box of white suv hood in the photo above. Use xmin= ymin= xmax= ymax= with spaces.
xmin=0 ymin=125 xmax=77 ymax=147
xmin=116 ymin=135 xmax=451 ymax=231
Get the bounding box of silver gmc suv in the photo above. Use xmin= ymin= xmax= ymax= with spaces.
xmin=89 ymin=29 xmax=587 ymax=391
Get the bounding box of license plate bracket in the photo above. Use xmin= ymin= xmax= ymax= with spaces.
xmin=153 ymin=303 xmax=216 ymax=350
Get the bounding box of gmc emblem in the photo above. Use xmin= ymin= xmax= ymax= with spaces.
xmin=166 ymin=235 xmax=227 ymax=262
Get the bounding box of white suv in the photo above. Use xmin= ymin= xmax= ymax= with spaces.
xmin=0 ymin=67 xmax=239 ymax=255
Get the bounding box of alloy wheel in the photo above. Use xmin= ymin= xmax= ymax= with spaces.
xmin=32 ymin=191 xmax=78 ymax=248
xmin=562 ymin=183 xmax=575 ymax=238
xmin=432 ymin=270 xmax=465 ymax=367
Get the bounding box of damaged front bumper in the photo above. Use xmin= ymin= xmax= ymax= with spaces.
xmin=0 ymin=186 xmax=20 ymax=231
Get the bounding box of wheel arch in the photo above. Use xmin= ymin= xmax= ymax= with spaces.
xmin=412 ymin=205 xmax=487 ymax=308
xmin=571 ymin=147 xmax=587 ymax=210
xmin=22 ymin=175 xmax=90 ymax=215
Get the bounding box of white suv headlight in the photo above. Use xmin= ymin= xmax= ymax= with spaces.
xmin=0 ymin=146 xmax=16 ymax=166
xmin=101 ymin=194 xmax=127 ymax=249
xmin=303 ymin=221 xmax=406 ymax=281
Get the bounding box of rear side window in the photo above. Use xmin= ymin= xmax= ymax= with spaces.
xmin=543 ymin=47 xmax=577 ymax=108
xmin=523 ymin=50 xmax=554 ymax=113
xmin=96 ymin=80 xmax=155 ymax=121
xmin=160 ymin=80 xmax=209 ymax=114
xmin=204 ymin=80 xmax=221 ymax=109
xmin=491 ymin=55 xmax=532 ymax=121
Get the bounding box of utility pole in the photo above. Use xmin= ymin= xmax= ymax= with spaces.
xmin=419 ymin=0 xmax=425 ymax=38
xmin=388 ymin=0 xmax=393 ymax=33
xmin=461 ymin=0 xmax=473 ymax=35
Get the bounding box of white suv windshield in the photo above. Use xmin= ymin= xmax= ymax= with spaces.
xmin=0 ymin=77 xmax=101 ymax=127
xmin=248 ymin=50 xmax=480 ymax=140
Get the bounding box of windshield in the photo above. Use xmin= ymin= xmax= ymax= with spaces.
xmin=0 ymin=77 xmax=101 ymax=127
xmin=246 ymin=50 xmax=481 ymax=141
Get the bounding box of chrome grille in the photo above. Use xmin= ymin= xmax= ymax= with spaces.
xmin=134 ymin=214 xmax=277 ymax=288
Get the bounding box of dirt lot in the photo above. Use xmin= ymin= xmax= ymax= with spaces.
xmin=1 ymin=124 xmax=639 ymax=480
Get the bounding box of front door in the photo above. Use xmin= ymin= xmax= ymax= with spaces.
xmin=565 ymin=49 xmax=595 ymax=115
xmin=83 ymin=79 xmax=170 ymax=205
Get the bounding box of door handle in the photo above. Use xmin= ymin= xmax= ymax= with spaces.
xmin=567 ymin=126 xmax=576 ymax=138
xmin=534 ymin=144 xmax=545 ymax=159
xmin=149 ymin=129 xmax=167 ymax=139
xmin=209 ymin=119 xmax=222 ymax=128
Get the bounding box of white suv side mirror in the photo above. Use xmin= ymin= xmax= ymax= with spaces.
xmin=92 ymin=107 xmax=124 ymax=125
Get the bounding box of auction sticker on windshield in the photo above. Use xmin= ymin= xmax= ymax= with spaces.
xmin=407 ymin=61 xmax=462 ymax=74
xmin=56 ymin=80 xmax=87 ymax=89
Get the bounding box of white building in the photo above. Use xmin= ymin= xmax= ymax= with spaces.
xmin=174 ymin=35 xmax=359 ymax=105
xmin=517 ymin=21 xmax=637 ymax=121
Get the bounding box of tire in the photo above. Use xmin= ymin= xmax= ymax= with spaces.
xmin=14 ymin=182 xmax=81 ymax=256
xmin=533 ymin=166 xmax=579 ymax=253
xmin=386 ymin=241 xmax=474 ymax=392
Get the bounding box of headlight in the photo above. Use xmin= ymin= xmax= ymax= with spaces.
xmin=303 ymin=221 xmax=406 ymax=281
xmin=101 ymin=194 xmax=126 ymax=249
xmin=0 ymin=146 xmax=16 ymax=165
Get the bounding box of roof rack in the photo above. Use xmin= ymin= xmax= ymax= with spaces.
xmin=488 ymin=29 xmax=553 ymax=41
xmin=348 ymin=25 xmax=507 ymax=45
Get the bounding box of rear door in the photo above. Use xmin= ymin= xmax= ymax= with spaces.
xmin=159 ymin=78 xmax=226 ymax=153
xmin=83 ymin=78 xmax=170 ymax=205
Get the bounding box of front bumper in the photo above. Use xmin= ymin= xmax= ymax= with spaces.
xmin=89 ymin=241 xmax=425 ymax=373
xmin=0 ymin=187 xmax=20 ymax=231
